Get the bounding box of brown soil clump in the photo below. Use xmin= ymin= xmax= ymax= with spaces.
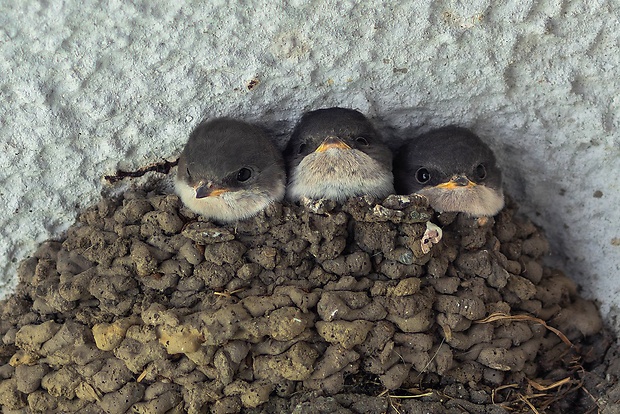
xmin=0 ymin=190 xmax=618 ymax=413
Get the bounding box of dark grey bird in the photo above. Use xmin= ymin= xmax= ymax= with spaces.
xmin=393 ymin=126 xmax=504 ymax=217
xmin=284 ymin=107 xmax=394 ymax=202
xmin=175 ymin=118 xmax=286 ymax=222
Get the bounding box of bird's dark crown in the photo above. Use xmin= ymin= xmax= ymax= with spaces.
xmin=394 ymin=126 xmax=502 ymax=193
xmin=284 ymin=107 xmax=392 ymax=171
xmin=411 ymin=126 xmax=496 ymax=173
xmin=179 ymin=118 xmax=283 ymax=188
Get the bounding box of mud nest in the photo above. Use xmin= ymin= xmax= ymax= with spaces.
xmin=0 ymin=190 xmax=618 ymax=413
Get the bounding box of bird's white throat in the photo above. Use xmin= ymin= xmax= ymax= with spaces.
xmin=287 ymin=149 xmax=394 ymax=202
xmin=418 ymin=185 xmax=505 ymax=217
xmin=174 ymin=177 xmax=285 ymax=222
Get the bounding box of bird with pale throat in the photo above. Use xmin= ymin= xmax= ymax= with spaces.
xmin=284 ymin=107 xmax=394 ymax=203
xmin=175 ymin=118 xmax=286 ymax=222
xmin=393 ymin=126 xmax=504 ymax=217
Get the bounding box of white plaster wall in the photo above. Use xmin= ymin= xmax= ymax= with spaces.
xmin=1 ymin=1 xmax=619 ymax=333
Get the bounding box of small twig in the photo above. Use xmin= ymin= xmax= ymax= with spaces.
xmin=388 ymin=397 xmax=403 ymax=414
xmin=519 ymin=394 xmax=541 ymax=414
xmin=389 ymin=391 xmax=434 ymax=399
xmin=104 ymin=158 xmax=179 ymax=184
xmin=581 ymin=385 xmax=601 ymax=413
xmin=137 ymin=369 xmax=148 ymax=382
xmin=213 ymin=288 xmax=246 ymax=298
xmin=413 ymin=337 xmax=446 ymax=382
xmin=492 ymin=383 xmax=519 ymax=404
xmin=527 ymin=377 xmax=572 ymax=392
xmin=475 ymin=312 xmax=574 ymax=347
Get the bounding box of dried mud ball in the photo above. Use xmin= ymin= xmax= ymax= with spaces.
xmin=0 ymin=190 xmax=611 ymax=413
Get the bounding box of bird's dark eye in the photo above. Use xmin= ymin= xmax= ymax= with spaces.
xmin=356 ymin=137 xmax=369 ymax=146
xmin=475 ymin=164 xmax=487 ymax=180
xmin=237 ymin=167 xmax=252 ymax=182
xmin=298 ymin=143 xmax=306 ymax=154
xmin=415 ymin=168 xmax=431 ymax=184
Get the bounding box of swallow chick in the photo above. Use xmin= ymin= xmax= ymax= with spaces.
xmin=393 ymin=126 xmax=504 ymax=217
xmin=175 ymin=118 xmax=286 ymax=222
xmin=284 ymin=107 xmax=394 ymax=202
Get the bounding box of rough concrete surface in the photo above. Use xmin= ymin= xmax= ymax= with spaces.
xmin=1 ymin=0 xmax=619 ymax=337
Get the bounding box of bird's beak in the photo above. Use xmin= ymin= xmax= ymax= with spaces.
xmin=195 ymin=182 xmax=230 ymax=198
xmin=436 ymin=175 xmax=476 ymax=189
xmin=315 ymin=137 xmax=351 ymax=152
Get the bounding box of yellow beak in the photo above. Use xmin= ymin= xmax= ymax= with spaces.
xmin=208 ymin=188 xmax=229 ymax=197
xmin=315 ymin=137 xmax=351 ymax=152
xmin=195 ymin=183 xmax=230 ymax=199
xmin=436 ymin=175 xmax=476 ymax=189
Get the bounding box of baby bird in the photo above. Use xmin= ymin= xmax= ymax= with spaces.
xmin=393 ymin=126 xmax=504 ymax=217
xmin=175 ymin=118 xmax=286 ymax=222
xmin=284 ymin=107 xmax=394 ymax=202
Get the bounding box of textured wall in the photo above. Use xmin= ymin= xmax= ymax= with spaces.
xmin=1 ymin=1 xmax=619 ymax=333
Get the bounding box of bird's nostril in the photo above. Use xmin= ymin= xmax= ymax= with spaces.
xmin=454 ymin=176 xmax=470 ymax=186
